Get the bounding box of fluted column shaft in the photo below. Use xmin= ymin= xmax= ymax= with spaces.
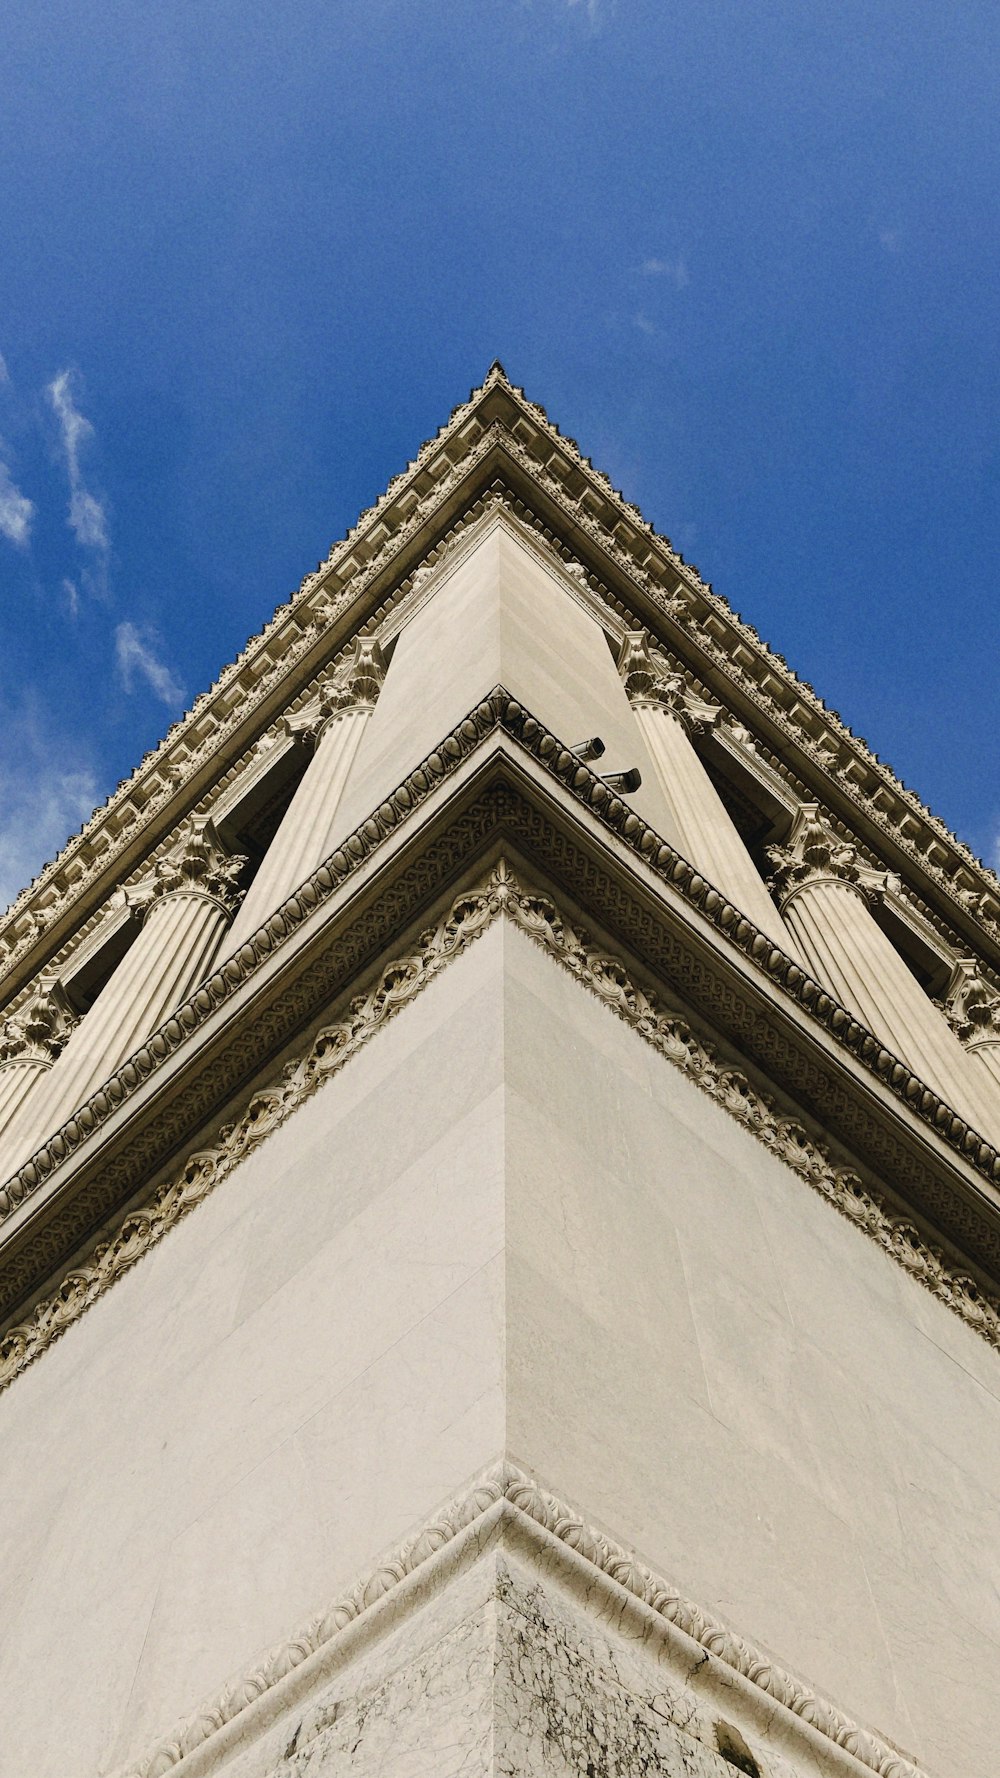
xmin=633 ymin=701 xmax=791 ymax=945
xmin=2 ymin=816 xmax=244 ymax=1175
xmin=0 ymin=1057 xmax=52 ymax=1132
xmin=618 ymin=634 xmax=792 ymax=948
xmin=3 ymin=893 xmax=232 ymax=1173
xmin=970 ymin=1041 xmax=1000 ymax=1098
xmin=781 ymin=874 xmax=1000 ymax=1137
xmin=228 ymin=706 xmax=370 ymax=949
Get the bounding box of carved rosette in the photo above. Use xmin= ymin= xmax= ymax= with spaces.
xmin=138 ymin=816 xmax=247 ymax=916
xmin=767 ymin=803 xmax=867 ymax=907
xmin=940 ymin=960 xmax=1000 ymax=1049
xmin=617 ymin=631 xmax=718 ymax=738
xmin=0 ymin=976 xmax=78 ymax=1069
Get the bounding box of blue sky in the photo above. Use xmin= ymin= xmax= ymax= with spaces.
xmin=0 ymin=0 xmax=997 ymax=907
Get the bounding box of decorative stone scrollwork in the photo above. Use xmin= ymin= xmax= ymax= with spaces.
xmin=767 ymin=802 xmax=866 ymax=903
xmin=0 ymin=977 xmax=77 ymax=1068
xmin=136 ymin=815 xmax=247 ymax=915
xmin=617 ymin=630 xmax=717 ymax=737
xmin=111 ymin=1457 xmax=928 ymax=1778
xmin=306 ymin=634 xmax=388 ymax=734
xmin=940 ymin=959 xmax=1000 ymax=1047
xmin=956 ymin=888 xmax=1000 ymax=931
xmin=5 ymin=857 xmax=1000 ymax=1419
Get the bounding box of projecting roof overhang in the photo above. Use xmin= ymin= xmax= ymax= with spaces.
xmin=2 ymin=366 xmax=1000 ymax=1036
xmin=2 ymin=693 xmax=999 ymax=1371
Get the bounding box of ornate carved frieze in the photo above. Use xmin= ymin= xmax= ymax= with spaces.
xmin=0 ymin=977 xmax=77 ymax=1068
xmin=5 ymin=857 xmax=1000 ymax=1419
xmin=4 ymin=688 xmax=1000 ymax=1294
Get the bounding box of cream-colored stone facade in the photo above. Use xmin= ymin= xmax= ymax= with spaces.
xmin=0 ymin=367 xmax=998 ymax=1778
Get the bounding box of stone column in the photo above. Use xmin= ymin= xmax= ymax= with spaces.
xmin=770 ymin=806 xmax=1000 ymax=1137
xmin=0 ymin=978 xmax=77 ymax=1133
xmin=3 ymin=816 xmax=245 ymax=1171
xmin=940 ymin=960 xmax=1000 ymax=1102
xmin=618 ymin=632 xmax=792 ymax=947
xmin=226 ymin=636 xmax=387 ymax=950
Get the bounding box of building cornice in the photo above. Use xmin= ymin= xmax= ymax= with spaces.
xmin=2 ymin=366 xmax=998 ymax=1022
xmin=6 ymin=854 xmax=1000 ymax=1406
xmin=4 ymin=697 xmax=1000 ymax=1363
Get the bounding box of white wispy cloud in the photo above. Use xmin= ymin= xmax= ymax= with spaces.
xmin=0 ymin=354 xmax=33 ymax=548
xmin=47 ymin=369 xmax=109 ymax=554
xmin=0 ymin=459 xmax=34 ymax=548
xmin=640 ymin=255 xmax=690 ymax=289
xmin=115 ymin=622 xmax=184 ymax=709
xmin=0 ymin=696 xmax=98 ymax=911
xmin=564 ymin=0 xmax=609 ymax=25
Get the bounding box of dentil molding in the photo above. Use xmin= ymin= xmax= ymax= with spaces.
xmin=4 ymin=860 xmax=1000 ymax=1408
xmin=3 ymin=367 xmax=1000 ymax=1020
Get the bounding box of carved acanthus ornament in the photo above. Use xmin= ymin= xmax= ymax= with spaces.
xmin=135 ymin=816 xmax=247 ymax=915
xmin=306 ymin=634 xmax=387 ymax=735
xmin=0 ymin=977 xmax=77 ymax=1069
xmin=5 ymin=856 xmax=1000 ymax=1417
xmin=768 ymin=803 xmax=868 ymax=905
xmin=617 ymin=631 xmax=719 ymax=737
xmin=940 ymin=960 xmax=1000 ymax=1048
xmin=957 ymin=888 xmax=1000 ymax=932
xmin=4 ymin=366 xmax=1000 ymax=1016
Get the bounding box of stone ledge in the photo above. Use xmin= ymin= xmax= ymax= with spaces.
xmin=4 ymin=368 xmax=1000 ymax=1069
xmin=107 ymin=1460 xmax=928 ymax=1778
xmin=4 ymin=695 xmax=1000 ymax=1344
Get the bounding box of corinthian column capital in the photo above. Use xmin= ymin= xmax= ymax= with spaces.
xmin=293 ymin=635 xmax=388 ymax=741
xmin=617 ymin=631 xmax=719 ymax=737
xmin=0 ymin=976 xmax=78 ymax=1068
xmin=939 ymin=959 xmax=1000 ymax=1046
xmin=137 ymin=815 xmax=247 ymax=916
xmin=768 ymin=803 xmax=866 ymax=905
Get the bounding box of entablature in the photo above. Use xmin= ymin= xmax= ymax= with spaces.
xmin=1 ymin=365 xmax=997 ymax=1035
xmin=3 ymin=690 xmax=1000 ymax=1377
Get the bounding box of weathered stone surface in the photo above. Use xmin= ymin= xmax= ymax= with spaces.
xmin=209 ymin=1551 xmax=814 ymax=1778
xmin=0 ymin=927 xmax=995 ymax=1775
xmin=1 ymin=371 xmax=998 ymax=1778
